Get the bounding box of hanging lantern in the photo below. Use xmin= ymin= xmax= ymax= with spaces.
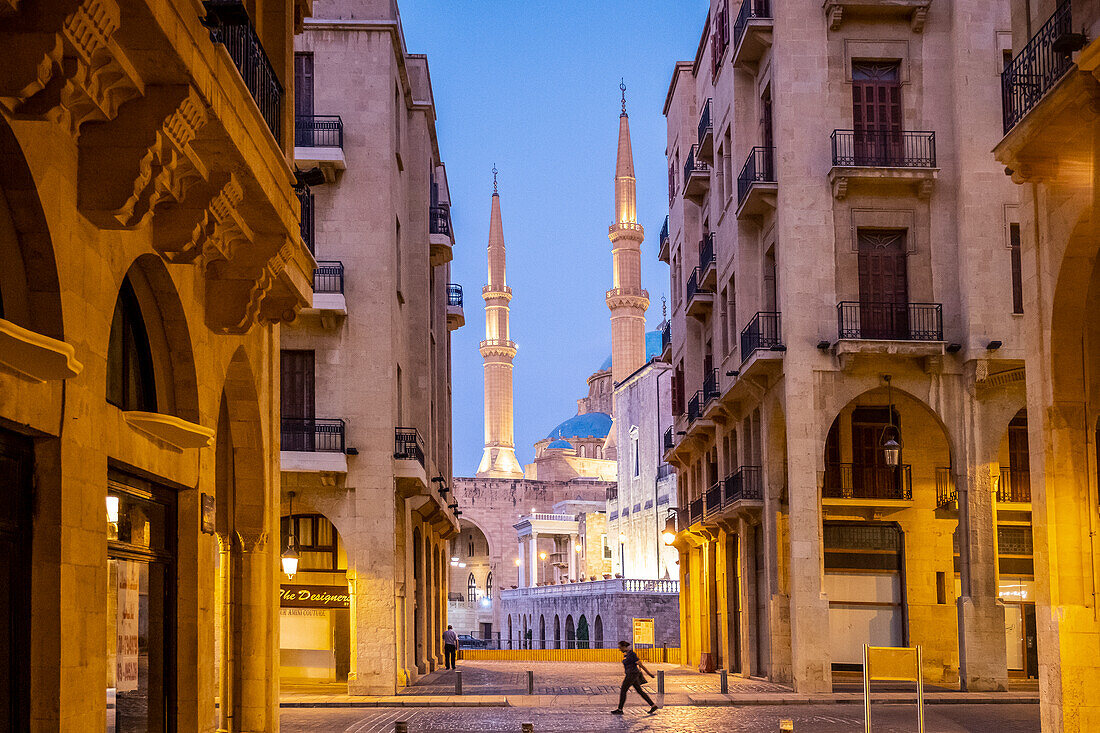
xmin=662 ymin=515 xmax=677 ymax=546
xmin=879 ymin=375 xmax=903 ymax=468
xmin=881 ymin=435 xmax=902 ymax=467
xmin=282 ymin=491 xmax=300 ymax=580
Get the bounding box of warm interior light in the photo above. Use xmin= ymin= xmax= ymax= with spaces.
xmin=882 ymin=437 xmax=901 ymax=468
xmin=539 ymin=551 xmax=547 ymax=560
xmin=514 ymin=558 xmax=522 ymax=566
xmin=662 ymin=531 xmax=676 ymax=546
xmin=281 ymin=545 xmax=300 ymax=580
xmin=105 ymin=495 xmax=120 ymax=524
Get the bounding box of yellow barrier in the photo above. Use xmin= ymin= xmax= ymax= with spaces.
xmin=458 ymin=647 xmax=682 ymax=663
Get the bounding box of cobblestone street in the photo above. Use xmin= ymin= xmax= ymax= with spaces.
xmin=281 ymin=703 xmax=1041 ymax=732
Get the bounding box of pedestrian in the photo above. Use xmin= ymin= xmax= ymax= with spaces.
xmin=442 ymin=625 xmax=459 ymax=670
xmin=611 ymin=640 xmax=658 ymax=715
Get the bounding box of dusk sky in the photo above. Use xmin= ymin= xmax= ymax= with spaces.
xmin=399 ymin=1 xmax=708 ymax=476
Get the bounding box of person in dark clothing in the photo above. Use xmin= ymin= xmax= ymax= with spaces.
xmin=442 ymin=625 xmax=459 ymax=669
xmin=611 ymin=640 xmax=658 ymax=715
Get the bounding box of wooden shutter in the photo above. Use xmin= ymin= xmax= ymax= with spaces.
xmin=857 ymin=230 xmax=909 ymax=338
xmin=852 ymin=62 xmax=901 ymax=163
xmin=280 ymin=350 xmax=315 ymax=419
xmin=294 ymin=53 xmax=314 ymax=118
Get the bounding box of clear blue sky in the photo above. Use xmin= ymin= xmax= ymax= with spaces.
xmin=398 ymin=0 xmax=708 ymax=476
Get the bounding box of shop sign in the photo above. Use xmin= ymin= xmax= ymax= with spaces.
xmin=280 ymin=584 xmax=351 ymax=608
xmin=632 ymin=617 xmax=655 ymax=646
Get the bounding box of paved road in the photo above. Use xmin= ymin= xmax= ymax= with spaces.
xmin=281 ymin=703 xmax=1041 ymax=732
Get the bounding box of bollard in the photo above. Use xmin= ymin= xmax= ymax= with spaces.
xmin=394 ymin=723 xmax=408 ymax=733
xmin=657 ymin=670 xmax=665 ymax=694
xmin=522 ymin=724 xmax=534 ymax=733
xmin=779 ymin=720 xmax=794 ymax=731
xmin=527 ymin=670 xmax=534 ymax=694
xmin=720 ymin=669 xmax=728 ymax=694
xmin=455 ymin=670 xmax=462 ymax=695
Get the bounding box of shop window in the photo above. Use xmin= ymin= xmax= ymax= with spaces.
xmin=281 ymin=514 xmax=343 ymax=571
xmin=107 ymin=277 xmax=157 ymax=412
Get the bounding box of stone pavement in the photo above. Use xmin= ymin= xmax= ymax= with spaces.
xmin=280 ymin=703 xmax=1041 ymax=732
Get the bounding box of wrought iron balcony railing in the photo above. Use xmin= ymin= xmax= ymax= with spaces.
xmin=998 ymin=468 xmax=1031 ymax=503
xmin=203 ymin=1 xmax=283 ymax=144
xmin=733 ymin=0 xmax=771 ymax=49
xmin=936 ymin=467 xmax=956 ymax=509
xmin=837 ymin=302 xmax=943 ymax=341
xmin=686 ymin=267 xmax=710 ymax=303
xmin=661 ymin=320 xmax=671 ymax=353
xmin=705 ymin=481 xmax=723 ymax=516
xmin=1001 ymin=1 xmax=1074 ymax=134
xmin=699 ymin=233 xmax=715 ymax=272
xmin=447 ymin=283 xmax=463 ymax=307
xmin=689 ymin=496 xmax=704 ymax=525
xmin=737 ymin=146 xmax=776 ymax=205
xmin=663 ymin=426 xmax=674 ymax=453
xmin=740 ymin=311 xmax=782 ymax=357
xmin=725 ymin=465 xmax=763 ymax=504
xmin=831 ymin=129 xmax=936 ymax=168
xmin=313 ymin=261 xmax=344 ymax=294
xmin=683 ymin=144 xmax=709 ymax=187
xmin=703 ymin=369 xmax=720 ymax=403
xmin=606 ymin=486 xmax=618 ymax=502
xmin=823 ymin=463 xmax=913 ymax=501
xmin=394 ymin=427 xmax=425 ymax=466
xmin=429 ymin=203 xmax=452 ymax=237
xmin=296 ymin=185 xmax=314 ymax=253
xmin=660 ymin=215 xmax=670 ymax=248
xmin=687 ymin=391 xmax=703 ymax=422
xmin=295 ymin=115 xmax=344 ymax=148
xmin=658 ymin=463 xmax=674 ymax=480
xmin=698 ymin=98 xmax=712 ymax=145
xmin=281 ymin=417 xmax=345 ymax=452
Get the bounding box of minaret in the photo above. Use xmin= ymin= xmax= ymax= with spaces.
xmin=606 ymin=81 xmax=650 ymax=386
xmin=477 ymin=168 xmax=525 ymax=478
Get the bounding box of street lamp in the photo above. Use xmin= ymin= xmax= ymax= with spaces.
xmin=281 ymin=491 xmax=300 ymax=580
xmin=880 ymin=375 xmax=903 ymax=468
xmin=618 ymin=531 xmax=626 ymax=578
xmin=662 ymin=515 xmax=677 ymax=546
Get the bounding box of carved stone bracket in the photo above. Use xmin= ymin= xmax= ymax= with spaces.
xmin=823 ymin=1 xmax=931 ymax=34
xmin=153 ymin=174 xmax=251 ymax=265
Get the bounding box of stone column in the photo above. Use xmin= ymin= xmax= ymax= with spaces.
xmin=569 ymin=533 xmax=578 ymax=580
xmin=236 ymin=532 xmax=272 ymax=733
xmin=529 ymin=532 xmax=539 ymax=586
xmin=517 ymin=541 xmax=526 ymax=587
xmin=216 ymin=537 xmax=232 ymax=733
xmin=738 ymin=517 xmax=755 ymax=678
xmin=704 ymin=537 xmax=720 ymax=671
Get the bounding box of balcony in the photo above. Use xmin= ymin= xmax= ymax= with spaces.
xmin=658 ymin=215 xmax=671 ymax=263
xmin=725 ymin=466 xmax=763 ymax=505
xmin=394 ymin=427 xmax=425 ymax=466
xmin=687 ymin=391 xmax=703 ymax=423
xmin=663 ymin=426 xmax=674 ymax=455
xmin=204 ymin=1 xmax=283 ymax=144
xmin=685 ymin=267 xmax=714 ymax=319
xmin=682 ymin=145 xmax=710 ymax=203
xmin=837 ymin=302 xmax=943 ymax=341
xmin=660 ymin=320 xmax=672 ymax=362
xmin=429 ymin=203 xmax=454 ymax=266
xmin=998 ymin=469 xmax=1031 ymax=504
xmin=699 ymin=233 xmax=716 ymax=290
xmin=280 ymin=417 xmax=347 ymax=474
xmin=294 ymin=115 xmax=346 ymax=182
xmin=296 ymin=185 xmax=315 ymax=254
xmin=697 ymin=99 xmax=714 ymax=161
xmin=731 ymin=0 xmax=773 ymax=71
xmin=689 ymin=496 xmax=705 ymax=526
xmin=705 ymin=481 xmax=723 ymax=517
xmin=936 ymin=467 xmax=957 ymax=510
xmin=703 ymin=369 xmax=720 ymax=404
xmin=447 ymin=283 xmax=465 ymax=331
xmin=829 ymin=129 xmax=938 ymax=200
xmin=736 ymin=146 xmax=777 ymax=219
xmin=740 ymin=312 xmax=782 ymax=360
xmin=823 ymin=464 xmax=913 ymax=503
xmin=823 ymin=0 xmax=932 ymax=33
xmin=306 ymin=262 xmax=347 ymax=324
xmin=1001 ymin=1 xmax=1074 ymax=134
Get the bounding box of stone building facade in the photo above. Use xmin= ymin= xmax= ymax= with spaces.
xmin=278 ymin=0 xmax=460 ymax=694
xmin=0 ymin=0 xmax=313 ymax=729
xmin=993 ymin=2 xmax=1100 ymax=730
xmin=663 ymin=0 xmax=1032 ymax=692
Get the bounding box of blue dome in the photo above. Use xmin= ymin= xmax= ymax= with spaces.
xmin=547 ymin=439 xmax=574 ymax=450
xmin=546 ymin=412 xmax=613 ymax=440
xmin=599 ymin=330 xmax=664 ymax=372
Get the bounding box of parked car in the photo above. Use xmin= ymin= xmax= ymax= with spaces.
xmin=456 ymin=634 xmax=487 ymax=648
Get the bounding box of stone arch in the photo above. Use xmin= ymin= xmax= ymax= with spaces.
xmin=554 ymin=614 xmax=561 ymax=649
xmin=565 ymin=614 xmax=575 ymax=650
xmin=217 ymin=347 xmax=267 ymax=539
xmin=0 ymin=118 xmax=63 ymax=340
xmin=539 ymin=614 xmax=545 ymax=649
xmin=576 ymin=614 xmax=589 ymax=649
xmin=594 ymin=614 xmax=604 ymax=649
xmin=458 ymin=516 xmax=498 ymax=565
xmin=1048 ymin=211 xmax=1097 ymax=405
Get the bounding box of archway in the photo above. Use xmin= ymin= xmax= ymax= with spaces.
xmin=565 ymin=615 xmax=575 ymax=650
xmin=507 ymin=615 xmax=513 ymax=650
xmin=594 ymin=615 xmax=603 ymax=649
xmin=576 ymin=615 xmax=589 ymax=650
xmin=539 ymin=615 xmax=545 ymax=650
xmin=413 ymin=527 xmax=424 ymax=673
xmin=554 ymin=615 xmax=561 ymax=650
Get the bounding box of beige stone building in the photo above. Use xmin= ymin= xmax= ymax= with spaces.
xmin=1 ymin=0 xmax=313 ymax=728
xmin=663 ymin=0 xmax=1036 ymax=693
xmin=993 ymin=1 xmax=1100 ymax=730
xmin=277 ymin=0 xmax=460 ymax=694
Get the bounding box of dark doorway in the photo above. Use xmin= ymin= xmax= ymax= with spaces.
xmin=857 ymin=230 xmax=909 ymax=339
xmin=851 ymin=406 xmax=902 ymax=498
xmin=727 ymin=533 xmax=742 ymax=673
xmin=0 ymin=430 xmax=32 ymax=732
xmin=333 ymin=609 xmax=350 ymax=681
xmin=1023 ymin=603 xmax=1038 ymax=679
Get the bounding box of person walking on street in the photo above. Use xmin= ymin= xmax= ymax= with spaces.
xmin=442 ymin=625 xmax=459 ymax=670
xmin=611 ymin=640 xmax=658 ymax=715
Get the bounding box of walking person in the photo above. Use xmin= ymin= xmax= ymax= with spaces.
xmin=611 ymin=640 xmax=658 ymax=715
xmin=442 ymin=625 xmax=459 ymax=670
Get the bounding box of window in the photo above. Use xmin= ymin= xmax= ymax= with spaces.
xmin=467 ymin=573 xmax=477 ymax=601
xmin=715 ymin=142 xmax=725 ymax=203
xmin=467 ymin=533 xmax=475 ymax=557
xmin=280 ymin=514 xmax=344 ymax=571
xmin=294 ymin=53 xmax=314 ymax=118
xmin=395 ymin=217 xmax=403 ymax=301
xmin=602 ymin=533 xmax=612 ymax=560
xmin=485 ymin=572 xmax=493 ymax=600
xmin=723 ymin=127 xmax=733 ymax=205
xmin=631 ymin=427 xmax=640 ymax=478
xmin=107 ymin=277 xmax=157 ymax=411
xmin=1010 ymin=223 xmax=1023 ymax=314
xmin=726 ymin=277 xmax=737 ymax=358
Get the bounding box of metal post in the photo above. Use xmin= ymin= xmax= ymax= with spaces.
xmin=455 ymin=670 xmax=462 ymax=695
xmin=720 ymin=669 xmax=728 ymax=694
xmin=916 ymin=645 xmax=925 ymax=733
xmin=863 ymin=645 xmax=871 ymax=733
xmin=394 ymin=723 xmax=408 ymax=733
xmin=657 ymin=670 xmax=665 ymax=694
xmin=527 ymin=670 xmax=534 ymax=694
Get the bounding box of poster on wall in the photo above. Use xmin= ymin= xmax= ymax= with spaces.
xmin=116 ymin=560 xmax=140 ymax=693
xmin=632 ymin=617 xmax=655 ymax=647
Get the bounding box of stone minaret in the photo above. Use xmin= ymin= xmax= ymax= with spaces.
xmin=606 ymin=81 xmax=649 ymax=385
xmin=477 ymin=169 xmax=524 ymax=478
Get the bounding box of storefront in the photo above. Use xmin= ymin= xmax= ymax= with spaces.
xmin=998 ymin=523 xmax=1037 ymax=679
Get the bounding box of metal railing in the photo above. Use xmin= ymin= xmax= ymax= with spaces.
xmin=705 ymin=481 xmax=723 ymax=516
xmin=831 ymin=129 xmax=936 ymax=168
xmin=936 ymin=467 xmax=956 ymax=509
xmin=703 ymin=369 xmax=720 ymax=403
xmin=394 ymin=427 xmax=425 ymax=466
xmin=837 ymin=302 xmax=943 ymax=341
xmin=687 ymin=391 xmax=703 ymax=422
xmin=733 ymin=0 xmax=771 ymax=49
xmin=501 ymin=578 xmax=679 ymax=598
xmin=281 ymin=417 xmax=345 ymax=452
xmin=430 ymin=203 xmax=452 ymax=237
xmin=725 ymin=465 xmax=763 ymax=503
xmin=313 ymin=261 xmax=344 ymax=294
xmin=203 ymin=1 xmax=283 ymax=144
xmin=998 ymin=468 xmax=1031 ymax=503
xmin=699 ymin=233 xmax=715 ymax=272
xmin=737 ymin=146 xmax=776 ymax=205
xmin=660 ymin=215 xmax=669 ymax=248
xmin=295 ymin=115 xmax=344 ymax=148
xmin=447 ymin=283 xmax=463 ymax=307
xmin=687 ymin=267 xmax=709 ymax=303
xmin=658 ymin=463 xmax=674 ymax=480
xmin=663 ymin=426 xmax=674 ymax=453
xmin=740 ymin=311 xmax=782 ymax=357
xmin=1001 ymin=1 xmax=1073 ymax=133
xmin=689 ymin=497 xmax=704 ymax=525
xmin=296 ymin=185 xmax=314 ymax=253
xmin=661 ymin=320 xmax=671 ymax=353
xmin=822 ymin=464 xmax=913 ymax=500
xmin=698 ymin=98 xmax=712 ymax=145
xmin=683 ymin=144 xmax=709 ymax=187
xmin=606 ymin=486 xmax=618 ymax=502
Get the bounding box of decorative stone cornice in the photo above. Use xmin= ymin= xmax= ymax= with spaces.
xmin=479 ymin=339 xmax=517 ymax=359
xmin=481 ymin=285 xmax=513 ymax=302
xmin=605 ymin=287 xmax=650 ymax=311
xmin=824 ymin=0 xmax=931 ymax=33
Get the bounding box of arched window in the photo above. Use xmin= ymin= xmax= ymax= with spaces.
xmin=485 ymin=571 xmax=493 ymax=599
xmin=467 ymin=572 xmax=476 ymax=601
xmin=467 ymin=533 xmax=474 ymax=557
xmin=107 ymin=277 xmax=156 ymax=411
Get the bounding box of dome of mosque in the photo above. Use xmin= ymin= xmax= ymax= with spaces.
xmin=545 ymin=412 xmax=613 ymax=441
xmin=547 ymin=439 xmax=574 ymax=450
xmin=598 ymin=329 xmax=665 ymax=372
